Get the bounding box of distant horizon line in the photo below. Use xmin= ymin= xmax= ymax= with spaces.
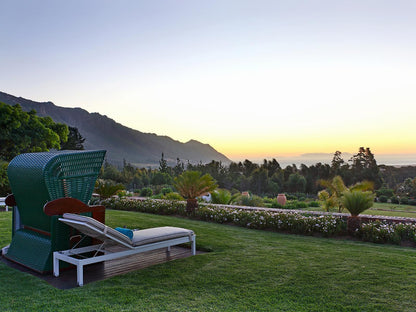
xmin=228 ymin=152 xmax=416 ymax=167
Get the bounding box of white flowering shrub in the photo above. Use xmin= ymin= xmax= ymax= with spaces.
xmin=358 ymin=221 xmax=416 ymax=244
xmin=102 ymin=198 xmax=416 ymax=246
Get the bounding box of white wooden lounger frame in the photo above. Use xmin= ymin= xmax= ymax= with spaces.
xmin=53 ymin=216 xmax=196 ymax=286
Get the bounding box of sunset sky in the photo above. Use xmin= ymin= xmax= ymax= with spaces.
xmin=1 ymin=1 xmax=415 ymax=162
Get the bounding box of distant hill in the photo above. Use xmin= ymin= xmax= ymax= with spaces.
xmin=0 ymin=91 xmax=231 ymax=167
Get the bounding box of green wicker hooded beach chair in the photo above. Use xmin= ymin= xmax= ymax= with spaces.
xmin=3 ymin=150 xmax=106 ymax=273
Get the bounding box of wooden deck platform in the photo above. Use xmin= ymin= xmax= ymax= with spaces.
xmin=1 ymin=246 xmax=199 ymax=289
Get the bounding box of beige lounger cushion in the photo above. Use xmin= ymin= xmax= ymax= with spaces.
xmin=61 ymin=213 xmax=194 ymax=248
xmin=131 ymin=227 xmax=194 ymax=247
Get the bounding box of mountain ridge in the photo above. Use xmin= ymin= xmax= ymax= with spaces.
xmin=0 ymin=91 xmax=231 ymax=167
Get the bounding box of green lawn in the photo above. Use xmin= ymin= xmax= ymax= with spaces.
xmin=1 ymin=210 xmax=416 ymax=311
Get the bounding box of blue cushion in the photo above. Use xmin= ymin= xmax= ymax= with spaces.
xmin=115 ymin=227 xmax=133 ymax=239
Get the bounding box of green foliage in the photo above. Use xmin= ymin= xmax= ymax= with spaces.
xmin=160 ymin=187 xmax=173 ymax=195
xmin=151 ymin=172 xmax=172 ymax=185
xmin=211 ymin=189 xmax=232 ymax=204
xmin=102 ymin=197 xmax=346 ymax=237
xmin=318 ymin=175 xmax=347 ymax=212
xmin=378 ymin=195 xmax=388 ymax=203
xmin=60 ymin=126 xmax=85 ymax=150
xmin=357 ymin=221 xmax=416 ymax=245
xmin=309 ymin=201 xmax=320 ymax=207
xmin=94 ymin=179 xmax=125 ymax=199
xmin=237 ymin=194 xmax=265 ymax=207
xmin=376 ymin=186 xmax=394 ymax=198
xmin=391 ymin=196 xmax=400 ymax=204
xmin=400 ymin=196 xmax=409 ymax=205
xmin=0 ymin=102 xmax=69 ymax=161
xmin=174 ymin=171 xmax=218 ymax=200
xmin=0 ymin=161 xmax=10 ymax=195
xmin=140 ymin=187 xmax=153 ymax=197
xmin=162 ymin=192 xmax=184 ymax=201
xmin=287 ymin=173 xmax=307 ymax=193
xmin=341 ymin=190 xmax=375 ymax=216
xmin=350 ymin=147 xmax=382 ymax=188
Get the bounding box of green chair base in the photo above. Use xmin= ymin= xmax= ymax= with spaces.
xmin=5 ymin=229 xmax=53 ymax=273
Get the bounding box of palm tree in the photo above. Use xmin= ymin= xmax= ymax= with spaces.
xmin=95 ymin=179 xmax=124 ymax=199
xmin=318 ymin=175 xmax=373 ymax=212
xmin=174 ymin=171 xmax=218 ymax=213
xmin=318 ymin=176 xmax=347 ymax=212
xmin=341 ymin=190 xmax=375 ymax=234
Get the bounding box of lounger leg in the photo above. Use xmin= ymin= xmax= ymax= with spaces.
xmin=192 ymin=236 xmax=196 ymax=255
xmin=53 ymin=254 xmax=60 ymax=277
xmin=77 ymin=264 xmax=84 ymax=287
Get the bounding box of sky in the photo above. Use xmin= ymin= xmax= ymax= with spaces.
xmin=1 ymin=1 xmax=416 ymax=163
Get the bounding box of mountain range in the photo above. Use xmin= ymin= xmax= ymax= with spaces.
xmin=0 ymin=91 xmax=231 ymax=167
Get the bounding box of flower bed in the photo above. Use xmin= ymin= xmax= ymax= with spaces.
xmin=102 ymin=198 xmax=416 ymax=247
xmin=357 ymin=221 xmax=416 ymax=245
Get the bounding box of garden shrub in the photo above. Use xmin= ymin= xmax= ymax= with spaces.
xmin=378 ymin=195 xmax=388 ymax=203
xmin=357 ymin=221 xmax=416 ymax=245
xmin=102 ymin=198 xmax=346 ymax=237
xmin=160 ymin=187 xmax=173 ymax=195
xmin=238 ymin=195 xmax=265 ymax=207
xmin=408 ymin=199 xmax=416 ymax=206
xmin=102 ymin=198 xmax=416 ymax=247
xmin=140 ymin=187 xmax=153 ymax=197
xmin=163 ymin=192 xmax=184 ymax=201
xmin=309 ymin=201 xmax=320 ymax=207
xmin=391 ymin=196 xmax=399 ymax=204
xmin=269 ymin=200 xmax=283 ymax=209
xmin=295 ymin=201 xmax=308 ymax=209
xmin=400 ymin=197 xmax=409 ymax=205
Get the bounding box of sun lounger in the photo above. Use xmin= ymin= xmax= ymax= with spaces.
xmin=53 ymin=213 xmax=196 ymax=286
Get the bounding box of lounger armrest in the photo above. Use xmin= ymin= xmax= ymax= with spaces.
xmin=5 ymin=194 xmax=17 ymax=206
xmin=43 ymin=197 xmax=105 ymax=223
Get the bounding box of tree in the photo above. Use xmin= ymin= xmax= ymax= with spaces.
xmin=95 ymin=179 xmax=125 ymax=199
xmin=287 ymin=173 xmax=307 ymax=193
xmin=331 ymin=151 xmax=346 ymax=176
xmin=318 ymin=175 xmax=374 ymax=213
xmin=61 ymin=126 xmax=85 ymax=150
xmin=0 ymin=103 xmax=68 ymax=161
xmin=0 ymin=161 xmax=10 ymax=195
xmin=173 ymin=158 xmax=185 ymax=176
xmin=159 ymin=153 xmax=169 ymax=174
xmin=173 ymin=171 xmax=218 ymax=213
xmin=350 ymin=147 xmax=382 ymax=188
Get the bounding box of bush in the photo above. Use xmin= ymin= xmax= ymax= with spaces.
xmin=376 ymin=187 xmax=394 ymax=198
xmin=341 ymin=191 xmax=375 ymax=216
xmin=211 ymin=189 xmax=232 ymax=205
xmin=268 ymin=200 xmax=283 ymax=209
xmin=140 ymin=187 xmax=153 ymax=197
xmin=391 ymin=196 xmax=399 ymax=204
xmin=309 ymin=201 xmax=320 ymax=207
xmin=400 ymin=197 xmax=409 ymax=205
xmin=163 ymin=192 xmax=184 ymax=201
xmin=160 ymin=187 xmax=173 ymax=195
xmin=408 ymin=199 xmax=416 ymax=206
xmin=102 ymin=197 xmax=416 ymax=246
xmin=357 ymin=221 xmax=416 ymax=245
xmin=238 ymin=195 xmax=265 ymax=207
xmin=378 ymin=195 xmax=388 ymax=203
xmin=295 ymin=202 xmax=308 ymax=209
xmin=102 ymin=197 xmax=346 ymax=237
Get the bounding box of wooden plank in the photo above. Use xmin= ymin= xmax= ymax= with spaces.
xmin=1 ymin=246 xmax=201 ymax=289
